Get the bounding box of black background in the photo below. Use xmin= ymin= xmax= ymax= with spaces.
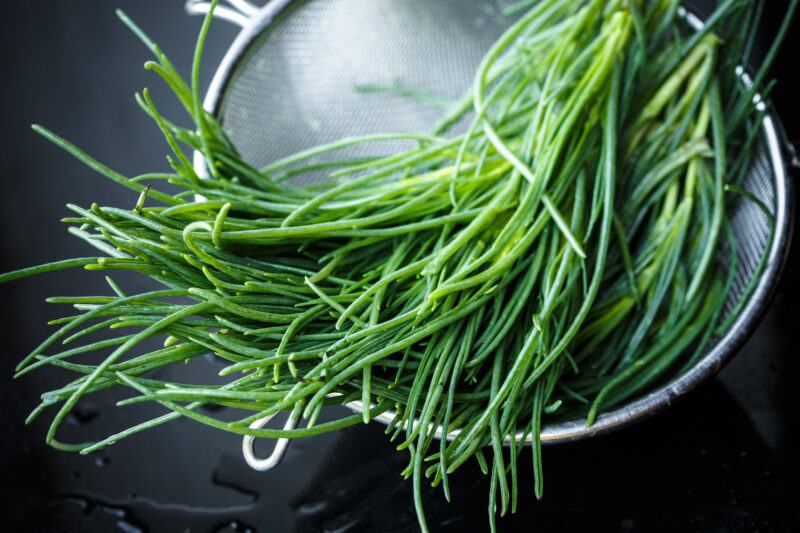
xmin=1 ymin=1 xmax=798 ymax=532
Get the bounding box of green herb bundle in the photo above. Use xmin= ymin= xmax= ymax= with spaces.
xmin=2 ymin=0 xmax=794 ymax=530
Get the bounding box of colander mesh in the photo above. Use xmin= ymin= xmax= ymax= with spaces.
xmin=726 ymin=139 xmax=775 ymax=317
xmin=215 ymin=0 xmax=775 ymax=373
xmin=218 ymin=0 xmax=512 ymax=184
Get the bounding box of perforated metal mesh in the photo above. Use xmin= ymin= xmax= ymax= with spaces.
xmin=207 ymin=0 xmax=787 ymax=440
xmin=725 ymin=138 xmax=775 ymax=318
xmin=218 ymin=0 xmax=512 ymax=185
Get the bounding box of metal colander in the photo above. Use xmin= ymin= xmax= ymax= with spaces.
xmin=185 ymin=0 xmax=794 ymax=471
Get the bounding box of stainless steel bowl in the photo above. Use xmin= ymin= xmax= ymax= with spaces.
xmin=186 ymin=0 xmax=794 ymax=470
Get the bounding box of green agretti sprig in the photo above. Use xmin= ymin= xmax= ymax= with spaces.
xmin=2 ymin=0 xmax=795 ymax=530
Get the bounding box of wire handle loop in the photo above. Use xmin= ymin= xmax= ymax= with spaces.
xmin=241 ymin=412 xmax=298 ymax=471
xmin=185 ymin=0 xmax=260 ymax=28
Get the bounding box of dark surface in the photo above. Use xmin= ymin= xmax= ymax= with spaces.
xmin=0 ymin=1 xmax=798 ymax=532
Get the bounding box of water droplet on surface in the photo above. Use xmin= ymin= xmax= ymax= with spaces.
xmin=295 ymin=498 xmax=329 ymax=517
xmin=213 ymin=519 xmax=256 ymax=533
xmin=438 ymin=515 xmax=463 ymax=527
xmin=211 ymin=469 xmax=259 ymax=503
xmin=322 ymin=512 xmax=368 ymax=533
xmin=64 ymin=495 xmax=92 ymax=513
xmin=99 ymin=504 xmax=126 ymax=518
xmin=63 ymin=494 xmax=147 ymax=532
xmin=116 ymin=520 xmax=144 ymax=533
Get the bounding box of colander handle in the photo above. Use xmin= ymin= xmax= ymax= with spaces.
xmin=241 ymin=411 xmax=299 ymax=471
xmin=185 ymin=0 xmax=260 ymax=28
